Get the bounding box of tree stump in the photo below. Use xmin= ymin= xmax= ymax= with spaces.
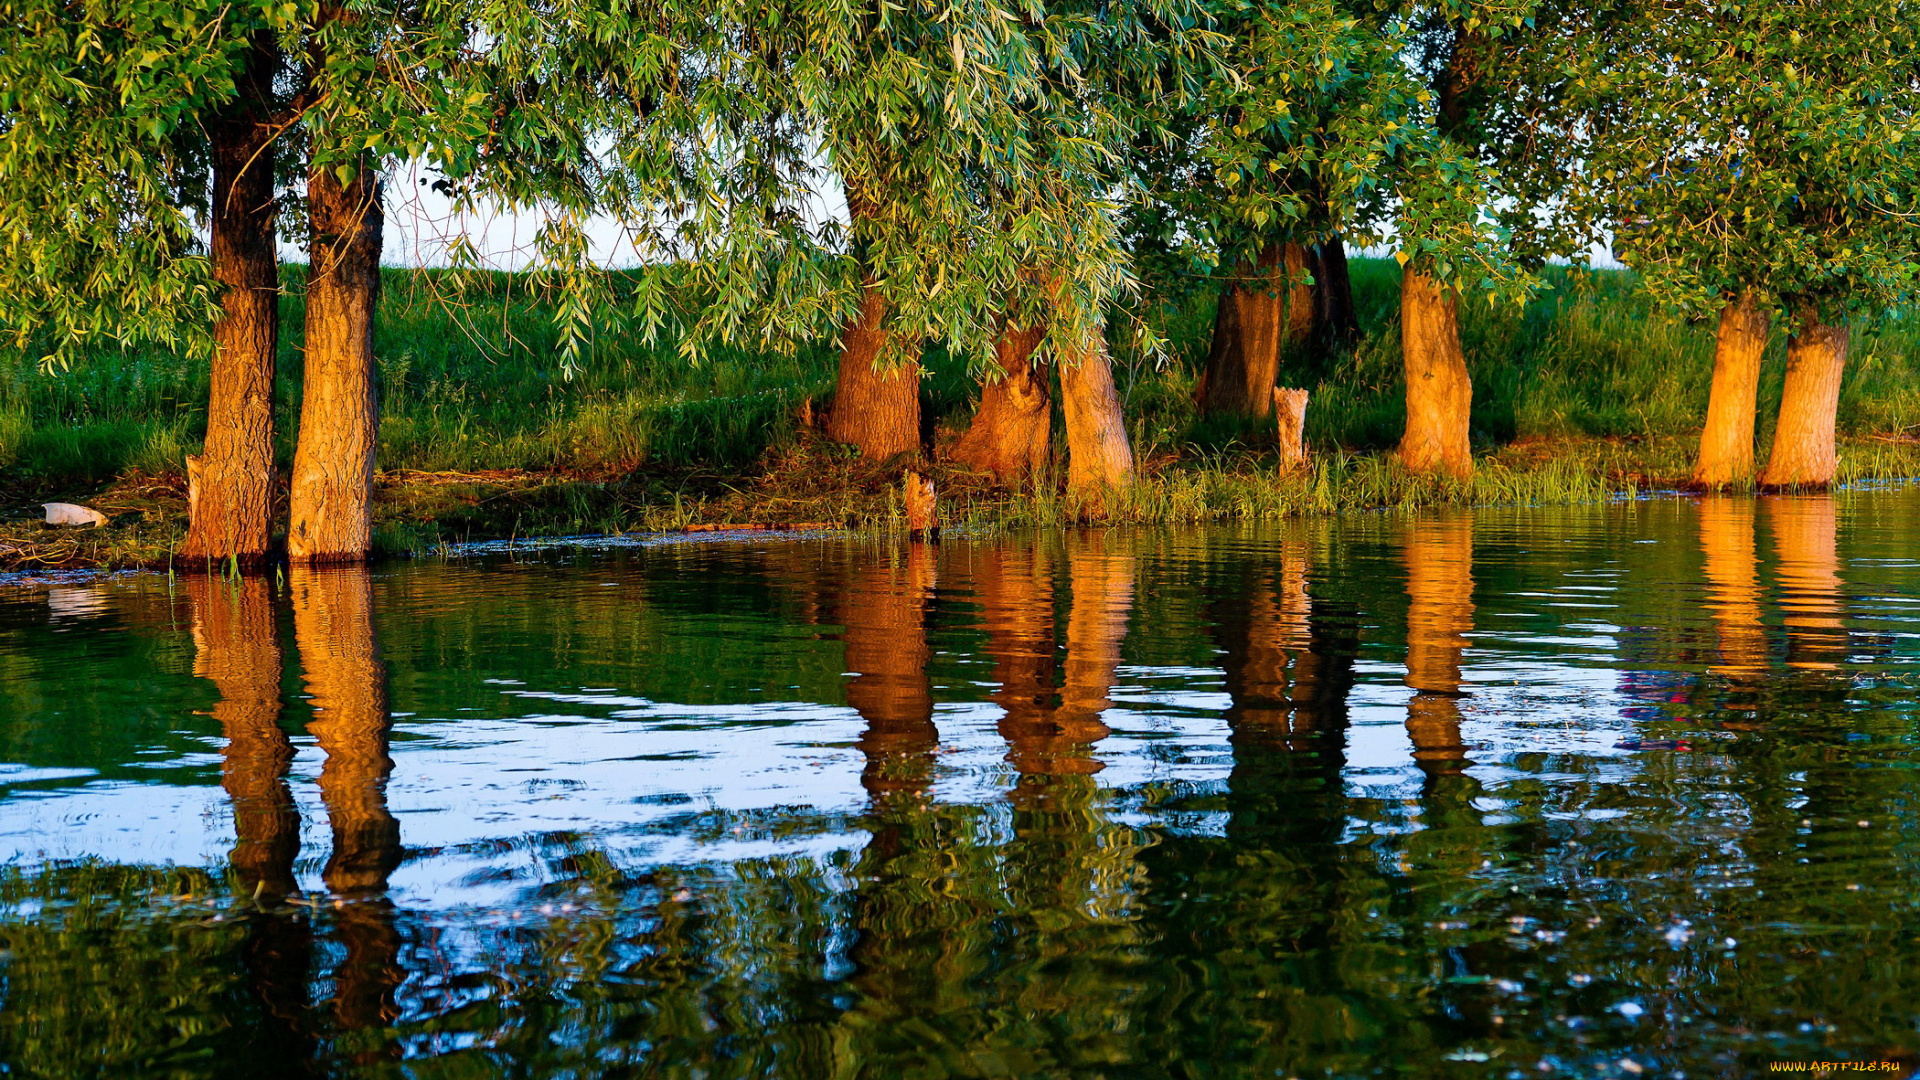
xmin=1274 ymin=387 xmax=1310 ymax=470
xmin=904 ymin=470 xmax=938 ymax=539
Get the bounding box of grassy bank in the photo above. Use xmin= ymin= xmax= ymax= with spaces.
xmin=2 ymin=260 xmax=1917 ymax=567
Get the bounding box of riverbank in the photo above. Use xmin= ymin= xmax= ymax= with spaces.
xmin=5 ymin=431 xmax=1918 ymax=570
xmin=4 ymin=258 xmax=1918 ymax=568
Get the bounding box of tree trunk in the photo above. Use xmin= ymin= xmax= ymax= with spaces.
xmin=1396 ymin=268 xmax=1474 ymax=476
xmin=1311 ymin=236 xmax=1359 ymax=354
xmin=1200 ymin=243 xmax=1283 ymax=418
xmin=827 ymin=287 xmax=921 ymax=459
xmin=181 ymin=41 xmax=281 ymax=569
xmin=289 ymin=162 xmax=384 ymax=563
xmin=1059 ymin=322 xmax=1135 ymax=503
xmin=1274 ymin=387 xmax=1310 ymax=469
xmin=1760 ymin=305 xmax=1848 ymax=490
xmin=950 ymin=319 xmax=1050 ymax=483
xmin=1281 ymin=241 xmax=1315 ymax=351
xmin=1691 ymin=290 xmax=1771 ymax=489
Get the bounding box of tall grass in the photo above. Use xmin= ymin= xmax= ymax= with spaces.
xmin=4 ymin=259 xmax=1916 ymax=491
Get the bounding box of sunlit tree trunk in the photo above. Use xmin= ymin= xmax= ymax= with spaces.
xmin=182 ymin=34 xmax=282 ymax=568
xmin=1769 ymin=495 xmax=1847 ymax=671
xmin=1396 ymin=269 xmax=1474 ymax=476
xmin=1396 ymin=28 xmax=1483 ymax=479
xmin=1402 ymin=515 xmax=1475 ymax=784
xmin=191 ymin=576 xmax=298 ymax=897
xmin=1200 ymin=243 xmax=1284 ymax=418
xmin=1058 ymin=323 xmax=1134 ymax=504
xmin=289 ymin=162 xmax=384 ymax=563
xmin=951 ymin=319 xmax=1050 ymax=483
xmin=1692 ymin=290 xmax=1771 ymax=489
xmin=1760 ymin=304 xmax=1848 ymax=490
xmin=827 ymin=285 xmax=923 ymax=460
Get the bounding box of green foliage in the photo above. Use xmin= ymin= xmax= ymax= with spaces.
xmin=0 ymin=0 xmax=234 ymax=365
xmin=1512 ymin=0 xmax=1920 ymax=319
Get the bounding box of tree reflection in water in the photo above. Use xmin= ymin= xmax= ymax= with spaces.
xmin=6 ymin=498 xmax=1920 ymax=1076
xmin=189 ymin=575 xmax=312 ymax=1068
xmin=1401 ymin=514 xmax=1480 ymax=799
xmin=292 ymin=565 xmax=405 ymax=1062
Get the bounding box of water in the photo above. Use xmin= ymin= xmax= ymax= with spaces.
xmin=1 ymin=491 xmax=1918 ymax=1078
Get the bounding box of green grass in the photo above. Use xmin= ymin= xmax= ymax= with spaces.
xmin=3 ymin=258 xmax=1917 ymax=562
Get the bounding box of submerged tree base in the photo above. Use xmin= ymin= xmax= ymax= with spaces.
xmin=7 ymin=432 xmax=1920 ymax=570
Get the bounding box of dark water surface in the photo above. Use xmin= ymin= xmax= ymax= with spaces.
xmin=2 ymin=491 xmax=1919 ymax=1078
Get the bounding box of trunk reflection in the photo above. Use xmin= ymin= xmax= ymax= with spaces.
xmin=1402 ymin=515 xmax=1476 ymax=786
xmin=291 ymin=565 xmax=403 ymax=1059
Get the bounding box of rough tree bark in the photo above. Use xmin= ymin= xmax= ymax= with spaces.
xmin=1059 ymin=322 xmax=1136 ymax=503
xmin=1760 ymin=304 xmax=1848 ymax=490
xmin=181 ymin=34 xmax=281 ymax=568
xmin=289 ymin=161 xmax=384 ymax=563
xmin=1396 ymin=269 xmax=1474 ymax=475
xmin=1394 ymin=28 xmax=1484 ymax=479
xmin=1200 ymin=243 xmax=1284 ymax=418
xmin=827 ymin=286 xmax=922 ymax=459
xmin=950 ymin=319 xmax=1050 ymax=483
xmin=1274 ymin=388 xmax=1310 ymax=469
xmin=1692 ymin=290 xmax=1772 ymax=489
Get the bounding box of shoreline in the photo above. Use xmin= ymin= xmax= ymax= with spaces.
xmin=3 ymin=432 xmax=1916 ymax=575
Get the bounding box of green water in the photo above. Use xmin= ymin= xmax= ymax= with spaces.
xmin=1 ymin=491 xmax=1918 ymax=1078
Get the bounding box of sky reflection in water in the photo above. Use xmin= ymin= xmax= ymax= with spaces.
xmin=1 ymin=490 xmax=1918 ymax=1077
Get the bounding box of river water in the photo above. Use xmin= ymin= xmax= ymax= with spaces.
xmin=1 ymin=490 xmax=1917 ymax=1077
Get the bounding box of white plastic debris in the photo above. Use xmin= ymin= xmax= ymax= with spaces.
xmin=42 ymin=502 xmax=107 ymax=527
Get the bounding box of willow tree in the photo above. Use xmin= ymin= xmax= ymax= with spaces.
xmin=600 ymin=0 xmax=1182 ymax=499
xmin=0 ymin=2 xmax=292 ymax=564
xmin=1134 ymin=0 xmax=1400 ymax=422
xmin=1522 ymin=0 xmax=1920 ymax=488
xmin=1 ymin=1 xmax=619 ymax=564
xmin=947 ymin=0 xmax=1219 ymax=492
